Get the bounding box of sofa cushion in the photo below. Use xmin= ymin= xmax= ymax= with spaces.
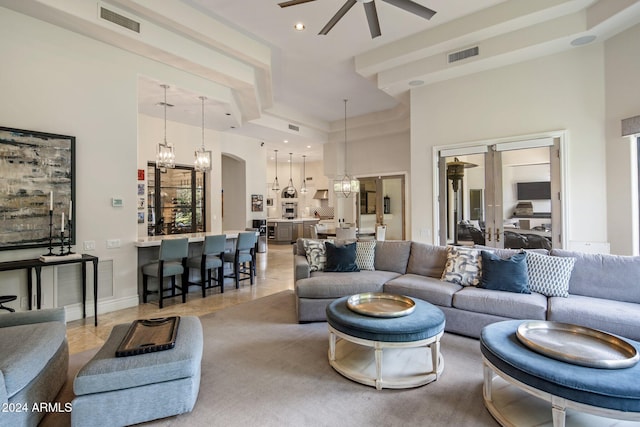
xmin=302 ymin=239 xmax=333 ymax=272
xmin=441 ymin=246 xmax=482 ymax=287
xmin=296 ymin=270 xmax=401 ymax=299
xmin=0 ymin=321 xmax=66 ymax=398
xmin=374 ymin=241 xmax=412 ymax=274
xmin=551 ymin=249 xmax=640 ymax=303
xmin=324 ymin=242 xmax=359 ymax=272
xmin=406 ymin=242 xmax=447 ymax=278
xmin=355 ymin=240 xmax=376 ymax=271
xmin=480 ymin=250 xmax=530 ymax=294
xmin=452 ymin=287 xmax=547 ymax=320
xmin=526 ymin=251 xmax=575 ymax=297
xmin=384 ymin=274 xmax=461 ymax=307
xmin=548 ymin=294 xmax=640 ymax=341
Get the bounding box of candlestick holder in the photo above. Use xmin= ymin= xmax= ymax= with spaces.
xmin=45 ymin=210 xmax=54 ymax=256
xmin=66 ymin=219 xmax=74 ymax=254
xmin=59 ymin=231 xmax=66 ymax=256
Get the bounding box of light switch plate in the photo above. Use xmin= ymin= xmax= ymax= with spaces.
xmin=112 ymin=198 xmax=124 ymax=207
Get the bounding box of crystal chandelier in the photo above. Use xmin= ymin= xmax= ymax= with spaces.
xmin=333 ymin=99 xmax=359 ymax=197
xmin=300 ymin=155 xmax=308 ymax=194
xmin=194 ymin=96 xmax=212 ymax=172
xmin=272 ymin=150 xmax=280 ymax=191
xmin=156 ymin=84 xmax=175 ymax=168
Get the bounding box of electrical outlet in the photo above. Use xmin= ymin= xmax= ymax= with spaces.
xmin=106 ymin=239 xmax=121 ymax=249
xmin=83 ymin=240 xmax=96 ymax=251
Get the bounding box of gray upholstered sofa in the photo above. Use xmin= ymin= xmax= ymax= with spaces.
xmin=293 ymin=239 xmax=640 ymax=340
xmin=0 ymin=308 xmax=68 ymax=427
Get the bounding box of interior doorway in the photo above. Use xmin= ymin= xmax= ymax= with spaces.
xmin=358 ymin=175 xmax=405 ymax=240
xmin=221 ymin=154 xmax=246 ymax=231
xmin=437 ymin=135 xmax=564 ymax=249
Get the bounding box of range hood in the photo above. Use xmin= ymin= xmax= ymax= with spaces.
xmin=313 ymin=189 xmax=329 ymax=200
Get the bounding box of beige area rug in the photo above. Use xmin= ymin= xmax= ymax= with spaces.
xmin=44 ymin=291 xmax=498 ymax=426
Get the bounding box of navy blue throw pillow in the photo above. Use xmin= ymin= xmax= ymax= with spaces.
xmin=480 ymin=250 xmax=530 ymax=294
xmin=324 ymin=242 xmax=360 ymax=272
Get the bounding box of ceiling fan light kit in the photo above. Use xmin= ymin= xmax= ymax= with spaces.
xmin=279 ymin=0 xmax=436 ymax=39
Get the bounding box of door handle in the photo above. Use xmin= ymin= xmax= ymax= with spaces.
xmin=485 ymin=227 xmax=492 ymax=242
xmin=495 ymin=228 xmax=500 ymax=243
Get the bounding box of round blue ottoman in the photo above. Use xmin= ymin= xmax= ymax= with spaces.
xmin=481 ymin=320 xmax=640 ymax=426
xmin=326 ymin=295 xmax=445 ymax=390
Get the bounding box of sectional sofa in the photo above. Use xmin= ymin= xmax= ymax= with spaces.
xmin=0 ymin=308 xmax=68 ymax=427
xmin=293 ymin=239 xmax=640 ymax=341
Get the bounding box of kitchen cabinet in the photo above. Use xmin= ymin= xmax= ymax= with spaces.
xmin=147 ymin=163 xmax=205 ymax=236
xmin=275 ymin=222 xmax=293 ymax=243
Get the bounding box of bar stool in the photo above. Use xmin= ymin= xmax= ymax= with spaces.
xmin=142 ymin=238 xmax=189 ymax=309
xmin=0 ymin=295 xmax=17 ymax=312
xmin=224 ymin=232 xmax=257 ymax=289
xmin=187 ymin=234 xmax=226 ymax=297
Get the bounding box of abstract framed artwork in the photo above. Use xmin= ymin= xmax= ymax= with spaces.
xmin=0 ymin=126 xmax=75 ymax=250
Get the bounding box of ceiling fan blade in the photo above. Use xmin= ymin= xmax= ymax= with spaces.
xmin=364 ymin=1 xmax=382 ymax=38
xmin=278 ymin=0 xmax=316 ymax=7
xmin=319 ymin=0 xmax=357 ymax=35
xmin=381 ymin=0 xmax=436 ymax=20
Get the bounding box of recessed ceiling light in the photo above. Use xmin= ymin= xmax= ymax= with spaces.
xmin=570 ymin=35 xmax=596 ymax=46
xmin=307 ymin=145 xmax=311 ymax=148
xmin=294 ymin=22 xmax=305 ymax=31
xmin=408 ymin=80 xmax=424 ymax=87
xmin=284 ymin=140 xmax=289 ymax=143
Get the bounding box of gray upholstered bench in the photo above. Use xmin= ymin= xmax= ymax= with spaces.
xmin=71 ymin=316 xmax=203 ymax=426
xmin=326 ymin=295 xmax=445 ymax=390
xmin=481 ymin=320 xmax=640 ymax=427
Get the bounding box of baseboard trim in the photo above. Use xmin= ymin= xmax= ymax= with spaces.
xmin=64 ymin=295 xmax=139 ymax=322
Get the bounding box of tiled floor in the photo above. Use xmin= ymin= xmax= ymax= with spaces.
xmin=65 ymin=242 xmax=294 ymax=355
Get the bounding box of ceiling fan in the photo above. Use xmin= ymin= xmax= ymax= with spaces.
xmin=278 ymin=0 xmax=436 ymax=39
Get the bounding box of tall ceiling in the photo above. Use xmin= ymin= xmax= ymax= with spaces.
xmin=4 ymin=0 xmax=640 ymax=161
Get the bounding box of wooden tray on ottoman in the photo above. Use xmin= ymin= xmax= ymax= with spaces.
xmin=116 ymin=316 xmax=180 ymax=357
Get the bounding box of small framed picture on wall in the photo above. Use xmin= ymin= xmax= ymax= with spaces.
xmin=251 ymin=194 xmax=263 ymax=212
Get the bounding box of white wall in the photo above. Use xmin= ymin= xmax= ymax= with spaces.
xmin=411 ymin=44 xmax=607 ymax=248
xmin=605 ymin=23 xmax=640 ymax=255
xmin=0 ymin=8 xmax=265 ymax=316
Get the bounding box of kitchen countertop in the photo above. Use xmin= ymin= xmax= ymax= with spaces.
xmin=266 ymin=218 xmax=322 ymax=223
xmin=134 ymin=230 xmax=256 ymax=247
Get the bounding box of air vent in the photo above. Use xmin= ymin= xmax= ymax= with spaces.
xmin=100 ymin=6 xmax=141 ymax=33
xmin=288 ymin=124 xmax=300 ymax=132
xmin=448 ymin=46 xmax=479 ymax=63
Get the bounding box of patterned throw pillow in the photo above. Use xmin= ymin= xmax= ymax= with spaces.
xmin=441 ymin=246 xmax=482 ymax=286
xmin=303 ymin=239 xmax=333 ymax=272
xmin=355 ymin=240 xmax=376 ymax=271
xmin=526 ymin=251 xmax=575 ymax=297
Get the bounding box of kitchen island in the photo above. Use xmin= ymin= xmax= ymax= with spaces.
xmin=267 ymin=218 xmax=320 ymax=244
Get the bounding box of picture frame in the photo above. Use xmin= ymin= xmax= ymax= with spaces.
xmin=251 ymin=194 xmax=263 ymax=212
xmin=0 ymin=126 xmax=75 ymax=250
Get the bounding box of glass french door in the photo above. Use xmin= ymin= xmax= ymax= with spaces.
xmin=438 ymin=138 xmax=561 ymax=249
xmin=358 ymin=175 xmax=405 ymax=240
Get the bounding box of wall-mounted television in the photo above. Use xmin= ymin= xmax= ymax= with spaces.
xmin=517 ymin=181 xmax=551 ymax=200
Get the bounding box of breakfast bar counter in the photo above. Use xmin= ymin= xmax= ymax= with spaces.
xmin=135 ymin=231 xmax=255 ymax=299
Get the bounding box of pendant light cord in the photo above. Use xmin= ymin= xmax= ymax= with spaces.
xmin=201 ymin=96 xmax=205 ymax=149
xmin=163 ymin=85 xmax=168 ymax=145
xmin=344 ymin=99 xmax=348 ymax=175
